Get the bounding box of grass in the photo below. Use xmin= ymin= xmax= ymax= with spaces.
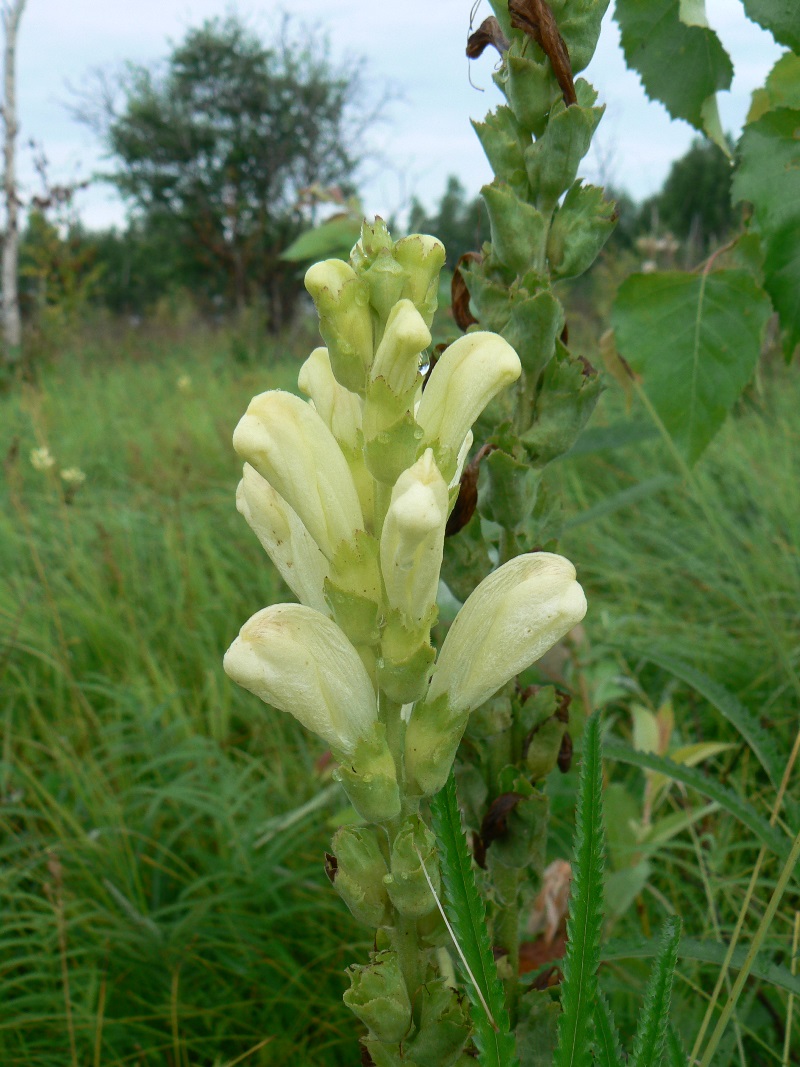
xmin=1 ymin=322 xmax=798 ymax=1064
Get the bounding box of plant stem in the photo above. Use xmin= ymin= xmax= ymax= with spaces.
xmin=493 ymin=864 xmax=522 ymax=1025
xmin=393 ymin=913 xmax=422 ymax=1024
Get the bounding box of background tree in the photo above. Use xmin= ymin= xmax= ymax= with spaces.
xmin=639 ymin=136 xmax=735 ymax=251
xmin=408 ymin=176 xmax=489 ymax=270
xmin=81 ymin=15 xmax=378 ymax=329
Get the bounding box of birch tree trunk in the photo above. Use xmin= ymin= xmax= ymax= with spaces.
xmin=1 ymin=0 xmax=26 ymax=365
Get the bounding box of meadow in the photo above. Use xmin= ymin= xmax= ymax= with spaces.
xmin=1 ymin=318 xmax=798 ymax=1066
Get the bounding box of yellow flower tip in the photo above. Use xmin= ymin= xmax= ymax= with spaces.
xmin=233 ymin=389 xmax=363 ymax=559
xmin=427 ymin=551 xmax=587 ymax=714
xmin=30 ymin=447 xmax=55 ymax=471
xmin=237 ymin=464 xmax=330 ymax=616
xmin=416 ymin=331 xmax=521 ymax=474
xmin=60 ymin=467 xmax=86 ymax=485
xmin=224 ymin=603 xmax=377 ymax=756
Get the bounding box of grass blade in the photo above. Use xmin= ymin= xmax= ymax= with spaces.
xmin=629 ymin=916 xmax=682 ymax=1067
xmin=601 ymin=938 xmax=800 ymax=998
xmin=641 ymin=651 xmax=783 ymax=788
xmin=553 ymin=712 xmax=606 ymax=1067
xmin=603 ymin=740 xmax=790 ymax=863
xmin=430 ymin=771 xmax=518 ymax=1067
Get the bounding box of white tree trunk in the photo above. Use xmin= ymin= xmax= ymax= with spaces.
xmin=1 ymin=0 xmax=26 ymax=362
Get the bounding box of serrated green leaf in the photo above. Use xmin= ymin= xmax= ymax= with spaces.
xmin=747 ymin=52 xmax=800 ymax=122
xmin=666 ymin=1023 xmax=689 ymax=1067
xmin=611 ymin=270 xmax=773 ymax=463
xmin=547 ymin=182 xmax=616 ymax=280
xmin=614 ymin=0 xmax=732 ymax=149
xmin=733 ymin=108 xmax=800 ymax=356
xmin=640 ymin=651 xmax=783 ymax=788
xmin=524 ymin=99 xmax=604 ymax=208
xmin=740 ymin=0 xmax=800 ymax=51
xmin=553 ymin=713 xmax=605 ymax=1067
xmin=548 ymin=0 xmax=611 ymax=74
xmin=630 ymin=917 xmax=682 ymax=1067
xmin=602 ymin=937 xmax=800 ymax=998
xmin=593 ymin=993 xmax=625 ymax=1067
xmin=430 ymin=772 xmax=518 ymax=1067
xmin=603 ymin=740 xmax=792 ymax=864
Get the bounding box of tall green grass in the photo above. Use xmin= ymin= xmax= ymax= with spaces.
xmin=1 ymin=334 xmax=366 ymax=1065
xmin=1 ymin=329 xmax=798 ymax=1064
xmin=555 ymin=370 xmax=800 ymax=1063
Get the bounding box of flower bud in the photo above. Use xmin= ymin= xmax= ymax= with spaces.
xmin=380 ymin=449 xmax=449 ymax=625
xmin=370 ymin=299 xmax=431 ymax=398
xmin=416 ymin=332 xmax=521 ymax=478
xmin=304 ymin=260 xmax=373 ymax=393
xmin=233 ymin=390 xmax=363 ymax=559
xmin=298 ymin=347 xmax=363 ymax=452
xmin=223 ymin=604 xmax=376 ymax=757
xmin=326 ymin=825 xmax=391 ymax=928
xmin=383 ymin=815 xmax=440 ymax=917
xmin=343 ymin=950 xmax=412 ymax=1043
xmin=428 ymin=553 xmax=587 ymax=715
xmin=236 ymin=465 xmax=330 ymax=615
xmin=392 ymin=234 xmax=446 ymax=327
xmin=404 ymin=979 xmax=470 ymax=1067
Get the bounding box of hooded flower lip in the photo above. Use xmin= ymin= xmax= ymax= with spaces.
xmin=427 ymin=552 xmax=587 ymax=714
xmin=223 ymin=603 xmax=377 ymax=756
xmin=298 ymin=347 xmax=363 ymax=453
xmin=304 ymin=259 xmax=373 ymax=393
xmin=233 ymin=389 xmax=364 ymax=559
xmin=236 ymin=464 xmax=330 ymax=615
xmin=370 ymin=298 xmax=431 ymax=398
xmin=416 ymin=331 xmax=521 ymax=475
xmin=379 ymin=449 xmax=449 ymax=625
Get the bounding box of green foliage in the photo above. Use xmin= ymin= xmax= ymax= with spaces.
xmin=614 ymin=0 xmax=732 ymax=150
xmin=732 ymin=105 xmax=800 ymax=357
xmin=641 ymin=137 xmax=735 ymax=246
xmin=739 ymin=0 xmax=800 ymax=52
xmin=100 ymin=15 xmax=367 ymax=320
xmin=408 ymin=176 xmax=489 ymax=270
xmin=553 ymin=713 xmax=605 ymax=1067
xmin=601 ymin=939 xmax=800 ymax=999
xmin=593 ymin=996 xmax=625 ymax=1067
xmin=430 ymin=772 xmax=518 ymax=1067
xmin=603 ymin=741 xmax=792 ymax=864
xmin=638 ymin=651 xmax=783 ymax=789
xmin=611 ymin=270 xmax=773 ymax=463
xmin=629 ymin=917 xmax=682 ymax=1067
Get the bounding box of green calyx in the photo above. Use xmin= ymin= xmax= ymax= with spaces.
xmin=334 ymin=722 xmax=401 ymax=824
xmin=384 ymin=815 xmax=440 ymax=918
xmin=343 ymin=949 xmax=412 ymax=1043
xmin=327 ymin=825 xmax=391 ymax=928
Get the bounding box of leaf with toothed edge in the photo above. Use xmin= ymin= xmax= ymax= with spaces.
xmin=593 ymin=993 xmax=625 ymax=1067
xmin=430 ymin=771 xmax=518 ymax=1067
xmin=614 ymin=0 xmax=733 ymax=152
xmin=629 ymin=916 xmax=682 ymax=1067
xmin=553 ymin=712 xmax=606 ymax=1067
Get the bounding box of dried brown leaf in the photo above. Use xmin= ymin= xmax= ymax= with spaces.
xmin=508 ymin=0 xmax=577 ymax=106
xmin=466 ymin=15 xmax=510 ymax=59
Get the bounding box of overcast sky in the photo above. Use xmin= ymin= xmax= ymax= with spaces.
xmin=15 ymin=0 xmax=783 ymax=231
